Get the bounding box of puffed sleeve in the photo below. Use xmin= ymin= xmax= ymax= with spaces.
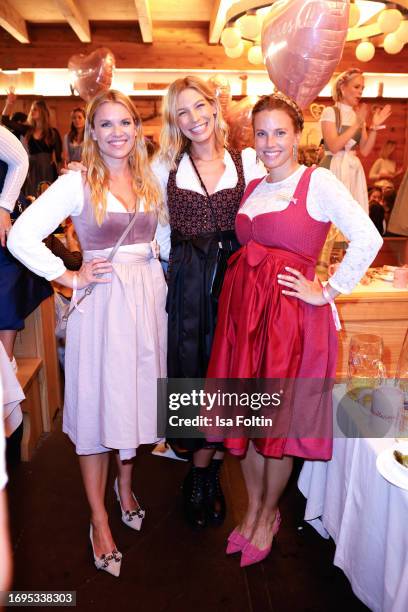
xmin=7 ymin=171 xmax=84 ymax=281
xmin=151 ymin=156 xmax=170 ymax=207
xmin=320 ymin=106 xmax=335 ymax=123
xmin=0 ymin=125 xmax=29 ymax=212
xmin=241 ymin=147 xmax=266 ymax=184
xmin=155 ymin=221 xmax=171 ymax=262
xmin=310 ymin=168 xmax=383 ymax=293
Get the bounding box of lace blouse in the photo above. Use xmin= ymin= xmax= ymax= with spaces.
xmin=239 ymin=165 xmax=383 ymax=294
xmin=0 ymin=125 xmax=29 ymax=212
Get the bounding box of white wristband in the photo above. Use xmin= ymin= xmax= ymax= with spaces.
xmin=322 ymin=286 xmax=341 ymax=331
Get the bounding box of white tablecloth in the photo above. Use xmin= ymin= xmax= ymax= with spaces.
xmin=298 ymin=425 xmax=408 ymax=611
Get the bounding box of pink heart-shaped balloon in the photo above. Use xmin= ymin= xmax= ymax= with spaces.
xmin=68 ymin=47 xmax=115 ymax=102
xmin=261 ymin=0 xmax=349 ymax=108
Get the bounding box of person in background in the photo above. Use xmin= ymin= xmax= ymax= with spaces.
xmin=2 ymin=92 xmax=62 ymax=197
xmin=369 ymin=139 xmax=403 ymax=192
xmin=369 ymin=202 xmax=385 ymax=236
xmin=318 ymin=69 xmax=391 ymax=274
xmin=0 ymin=125 xmax=52 ymax=369
xmin=320 ymin=69 xmax=392 ymax=213
xmin=153 ymin=75 xmax=265 ymax=529
xmin=62 ymin=107 xmax=85 ymax=165
xmin=8 ymin=89 xmax=169 ymax=577
xmin=0 ymin=375 xmax=12 ymax=607
xmin=386 ymin=168 xmax=408 ymax=236
xmin=368 ymin=186 xmax=383 ymax=205
xmin=207 ymin=93 xmax=382 ymax=568
xmin=8 ymin=112 xmax=27 ymax=140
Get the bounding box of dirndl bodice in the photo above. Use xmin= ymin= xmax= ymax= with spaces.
xmin=166 ymin=149 xmax=245 ymax=379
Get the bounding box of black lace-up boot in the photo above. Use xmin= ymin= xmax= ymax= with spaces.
xmin=182 ymin=466 xmax=208 ymax=529
xmin=205 ymin=458 xmax=226 ymax=526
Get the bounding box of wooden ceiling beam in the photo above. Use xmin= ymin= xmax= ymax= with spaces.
xmin=0 ymin=0 xmax=29 ymax=44
xmin=134 ymin=0 xmax=153 ymax=43
xmin=209 ymin=0 xmax=230 ymax=44
xmin=1 ymin=23 xmax=408 ymax=74
xmin=54 ymin=0 xmax=91 ymax=43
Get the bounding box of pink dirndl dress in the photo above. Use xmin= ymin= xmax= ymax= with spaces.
xmin=207 ymin=166 xmax=338 ymax=460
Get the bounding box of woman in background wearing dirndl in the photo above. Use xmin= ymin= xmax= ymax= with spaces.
xmin=8 ymin=90 xmax=169 ymax=577
xmin=318 ymin=69 xmax=391 ymax=270
xmin=207 ymin=94 xmax=382 ymax=568
xmin=153 ymin=76 xmax=265 ymax=529
xmin=2 ymin=93 xmax=62 ymax=197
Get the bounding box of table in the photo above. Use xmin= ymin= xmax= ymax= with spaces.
xmin=336 ymin=278 xmax=408 ymax=379
xmin=298 ymin=386 xmax=408 ymax=612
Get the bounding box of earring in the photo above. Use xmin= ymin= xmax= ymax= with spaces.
xmin=293 ymin=143 xmax=298 ymax=161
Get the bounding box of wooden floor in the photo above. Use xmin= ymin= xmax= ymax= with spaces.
xmin=6 ymin=419 xmax=369 ymax=612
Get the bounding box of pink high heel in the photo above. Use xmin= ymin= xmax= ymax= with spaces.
xmin=240 ymin=509 xmax=281 ymax=568
xmin=226 ymin=529 xmax=250 ymax=555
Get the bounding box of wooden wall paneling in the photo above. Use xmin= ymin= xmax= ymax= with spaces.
xmin=1 ymin=23 xmax=408 ymax=72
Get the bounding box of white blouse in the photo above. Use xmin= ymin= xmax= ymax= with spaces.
xmin=0 ymin=125 xmax=29 ymax=212
xmin=239 ymin=165 xmax=383 ymax=294
xmin=151 ymin=147 xmax=265 ymax=201
xmin=7 ymin=171 xmax=171 ymax=281
xmin=320 ymin=103 xmax=359 ymax=152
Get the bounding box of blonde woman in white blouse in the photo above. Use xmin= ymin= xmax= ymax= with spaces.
xmin=320 ymin=68 xmax=392 ymax=213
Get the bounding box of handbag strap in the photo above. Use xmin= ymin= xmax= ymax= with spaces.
xmin=188 ymin=154 xmax=224 ymax=245
xmin=64 ymin=210 xmax=139 ymax=319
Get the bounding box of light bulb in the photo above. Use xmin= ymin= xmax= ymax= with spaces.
xmin=355 ymin=40 xmax=375 ymax=62
xmin=383 ymin=32 xmax=404 ymax=54
xmin=221 ymin=26 xmax=242 ymax=49
xmin=239 ymin=13 xmax=262 ymax=40
xmin=395 ymin=21 xmax=408 ymax=44
xmin=378 ymin=9 xmax=403 ymax=34
xmin=248 ymin=45 xmax=264 ymax=65
xmin=224 ymin=41 xmax=244 ymax=59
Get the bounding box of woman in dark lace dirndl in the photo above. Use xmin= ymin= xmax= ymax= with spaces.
xmin=153 ymin=76 xmax=264 ymax=528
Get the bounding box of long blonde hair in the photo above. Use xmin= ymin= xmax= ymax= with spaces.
xmin=159 ymin=76 xmax=228 ymax=170
xmin=82 ymin=89 xmax=166 ymax=226
xmin=27 ymin=99 xmax=55 ymax=145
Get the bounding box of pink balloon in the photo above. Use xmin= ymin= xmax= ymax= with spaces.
xmin=225 ymin=97 xmax=259 ymax=151
xmin=261 ymin=0 xmax=349 ymax=108
xmin=68 ymin=48 xmax=115 ymax=102
xmin=207 ymin=75 xmax=233 ymax=117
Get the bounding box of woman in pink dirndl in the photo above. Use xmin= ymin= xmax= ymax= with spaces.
xmin=207 ymin=94 xmax=382 ymax=567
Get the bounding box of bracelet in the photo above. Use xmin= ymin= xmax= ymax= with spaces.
xmin=369 ymin=125 xmax=385 ymax=132
xmin=322 ymin=285 xmax=342 ymax=331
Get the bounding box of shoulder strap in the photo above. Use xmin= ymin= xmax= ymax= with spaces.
xmin=106 ymin=212 xmax=139 ymax=262
xmin=239 ymin=177 xmax=264 ymax=209
xmin=290 ymin=166 xmax=317 ymax=204
xmin=334 ymin=106 xmax=341 ymax=134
